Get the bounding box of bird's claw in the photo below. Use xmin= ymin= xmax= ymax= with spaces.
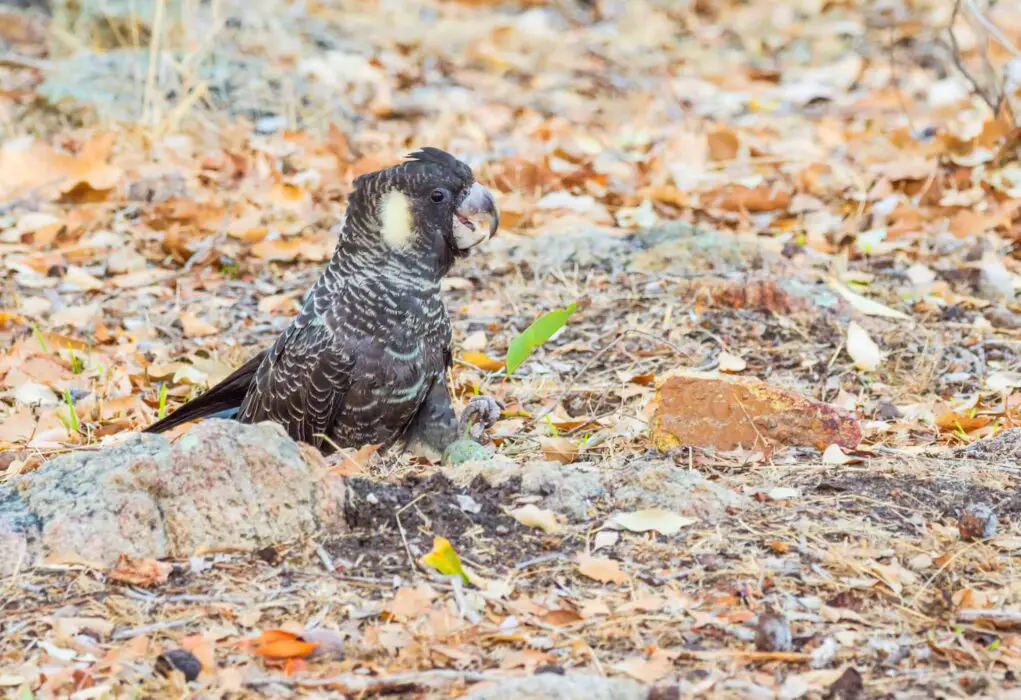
xmin=458 ymin=395 xmax=503 ymax=442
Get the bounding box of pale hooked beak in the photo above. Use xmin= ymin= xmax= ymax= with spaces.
xmin=453 ymin=182 xmax=499 ymax=251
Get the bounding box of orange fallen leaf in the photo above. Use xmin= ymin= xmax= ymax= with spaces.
xmin=284 ymin=658 xmax=309 ymax=675
xmin=179 ymin=312 xmax=218 ymax=338
xmin=108 ymin=554 xmax=173 ymax=587
xmin=713 ymin=184 xmax=791 ymax=212
xmin=935 ymin=411 xmax=992 ymax=434
xmin=614 ymin=649 xmax=676 ymax=683
xmin=249 ymin=629 xmax=320 ymax=659
xmin=577 ymin=554 xmax=628 ymax=584
xmin=386 ymin=584 xmax=438 ymax=619
xmin=181 ymin=635 xmax=216 ymax=673
xmin=460 ymin=351 xmax=504 ymax=372
xmin=707 ymin=126 xmax=740 ymax=161
xmin=540 ymin=437 xmax=579 ymax=465
xmin=542 ymin=609 xmax=584 ymax=626
xmin=328 ymin=442 xmax=382 ymax=476
xmin=258 ymin=292 xmax=302 ymax=315
xmin=627 ymin=371 xmax=656 ymax=386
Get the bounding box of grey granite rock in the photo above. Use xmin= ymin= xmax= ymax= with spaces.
xmin=0 ymin=419 xmax=346 ymax=576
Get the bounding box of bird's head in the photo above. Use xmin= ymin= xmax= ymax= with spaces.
xmin=348 ymin=147 xmax=499 ymax=274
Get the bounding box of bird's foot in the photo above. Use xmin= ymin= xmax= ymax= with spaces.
xmin=457 ymin=395 xmax=503 ymax=442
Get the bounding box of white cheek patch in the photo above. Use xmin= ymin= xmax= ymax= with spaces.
xmin=453 ymin=215 xmax=489 ymax=250
xmin=380 ymin=190 xmax=415 ymax=250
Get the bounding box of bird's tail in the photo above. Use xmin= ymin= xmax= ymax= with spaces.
xmin=144 ymin=350 xmax=266 ymax=434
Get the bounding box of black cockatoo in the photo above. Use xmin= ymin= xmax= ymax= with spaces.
xmin=145 ymin=147 xmax=500 ymax=459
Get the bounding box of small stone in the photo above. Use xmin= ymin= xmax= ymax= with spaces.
xmin=907 ymin=553 xmax=933 ymax=571
xmin=978 ymin=258 xmax=1014 ymax=302
xmin=755 ymin=608 xmax=793 ymax=652
xmin=534 ymin=664 xmax=565 ymax=675
xmin=828 ymin=667 xmax=864 ymax=700
xmin=959 ymin=503 xmax=998 ymax=541
xmin=647 ymin=686 xmax=681 ymax=700
xmin=156 ymin=648 xmax=202 ymax=681
xmin=650 ymin=370 xmax=861 ymax=451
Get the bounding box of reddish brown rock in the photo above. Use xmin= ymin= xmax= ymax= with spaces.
xmin=650 ymin=370 xmax=861 ymax=451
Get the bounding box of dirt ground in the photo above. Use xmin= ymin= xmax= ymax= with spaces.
xmin=4 ymin=0 xmax=1021 ymax=697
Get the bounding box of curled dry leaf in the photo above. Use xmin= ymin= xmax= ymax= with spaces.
xmin=178 ymin=312 xmax=219 ymax=338
xmin=613 ymin=649 xmax=676 ymax=683
xmin=386 ymin=584 xmax=438 ymax=619
xmin=248 ymin=629 xmax=320 ymax=659
xmin=577 ymin=553 xmax=628 ymax=584
xmin=935 ymin=410 xmax=991 ymax=434
xmin=829 ymin=279 xmax=909 ymax=320
xmin=328 ymin=442 xmax=381 ymax=476
xmin=717 ymin=351 xmax=746 ymax=373
xmin=107 ymin=553 xmax=173 ymax=587
xmin=606 ymin=509 xmax=697 ymax=536
xmin=542 ymin=609 xmax=584 ymax=626
xmin=540 ymin=437 xmax=579 ymax=464
xmin=822 ymin=443 xmax=858 ymax=465
xmin=846 ymin=321 xmax=881 ymax=371
xmin=509 ymin=504 xmax=563 ymax=534
xmin=460 ymin=351 xmax=504 ymax=372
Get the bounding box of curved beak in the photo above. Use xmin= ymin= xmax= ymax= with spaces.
xmin=457 ymin=182 xmax=500 ymax=241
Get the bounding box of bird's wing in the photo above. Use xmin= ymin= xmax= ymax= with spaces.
xmin=144 ymin=349 xmax=267 ymax=434
xmin=241 ymin=310 xmax=433 ymax=451
xmin=239 ymin=319 xmax=359 ymax=447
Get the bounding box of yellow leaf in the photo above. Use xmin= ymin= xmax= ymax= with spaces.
xmin=935 ymin=411 xmax=991 ymax=434
xmin=460 ymin=351 xmax=504 ymax=372
xmin=421 ymin=536 xmax=469 ymax=583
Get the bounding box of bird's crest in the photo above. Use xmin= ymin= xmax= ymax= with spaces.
xmin=404 ymin=147 xmax=473 ymax=180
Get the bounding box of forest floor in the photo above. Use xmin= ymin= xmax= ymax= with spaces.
xmin=3 ymin=0 xmax=1021 ymax=697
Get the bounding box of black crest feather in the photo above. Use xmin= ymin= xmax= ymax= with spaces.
xmin=405 ymin=147 xmax=472 ymax=180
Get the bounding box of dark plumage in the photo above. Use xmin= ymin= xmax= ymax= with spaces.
xmin=145 ymin=148 xmax=499 ymax=458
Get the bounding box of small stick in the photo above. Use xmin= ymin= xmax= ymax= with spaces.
xmin=247 ymin=669 xmax=500 ymax=692
xmin=112 ymin=618 xmax=196 ymax=640
xmin=957 ymin=608 xmax=1021 ymax=627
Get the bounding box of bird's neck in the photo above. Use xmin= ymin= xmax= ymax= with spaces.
xmin=331 ymin=224 xmax=453 ymax=286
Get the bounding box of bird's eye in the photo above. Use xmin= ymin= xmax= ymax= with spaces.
xmin=430 ymin=188 xmax=449 ymax=204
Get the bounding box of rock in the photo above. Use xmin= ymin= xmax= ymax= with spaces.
xmin=978 ymin=258 xmax=1015 ymax=302
xmin=0 ymin=420 xmax=346 ymax=576
xmin=959 ymin=503 xmax=998 ymax=541
xmin=828 ymin=667 xmax=864 ymax=700
xmin=610 ymin=459 xmax=749 ymax=519
xmin=156 ymin=648 xmax=202 ymax=682
xmin=444 ymin=457 xmax=605 ymax=521
xmin=488 ymin=221 xmax=779 ymax=279
xmin=519 ymin=461 xmax=605 ymax=520
xmin=444 ymin=455 xmax=745 ymax=522
xmin=755 ymin=609 xmax=793 ymax=651
xmin=463 ymin=674 xmax=649 ymax=700
xmin=649 ymin=370 xmax=861 ymax=451
xmin=955 ymin=428 xmax=1021 ymax=462
xmin=672 ymin=275 xmax=847 ymax=318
